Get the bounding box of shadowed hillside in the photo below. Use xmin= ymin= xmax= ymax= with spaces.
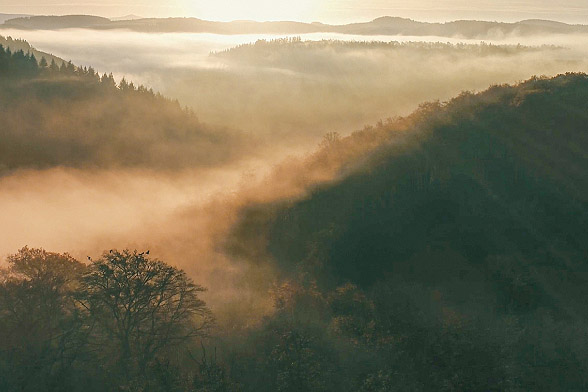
xmin=223 ymin=73 xmax=588 ymax=390
xmin=0 ymin=44 xmax=251 ymax=172
xmin=257 ymin=73 xmax=588 ymax=285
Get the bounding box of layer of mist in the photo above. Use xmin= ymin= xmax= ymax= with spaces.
xmin=1 ymin=26 xmax=588 ymax=387
xmin=2 ymin=30 xmax=588 ymax=328
xmin=4 ymin=28 xmax=588 ymax=147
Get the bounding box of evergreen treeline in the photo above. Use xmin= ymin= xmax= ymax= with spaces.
xmin=0 ymin=35 xmax=63 ymax=68
xmin=0 ymin=45 xmax=250 ymax=172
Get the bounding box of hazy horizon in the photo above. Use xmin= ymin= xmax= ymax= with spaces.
xmin=2 ymin=0 xmax=588 ymax=25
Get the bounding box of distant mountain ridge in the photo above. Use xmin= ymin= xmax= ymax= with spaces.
xmin=0 ymin=13 xmax=29 ymax=24
xmin=3 ymin=15 xmax=110 ymax=29
xmin=110 ymin=14 xmax=143 ymax=21
xmin=2 ymin=14 xmax=588 ymax=38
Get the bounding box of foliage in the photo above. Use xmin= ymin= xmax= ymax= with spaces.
xmin=226 ymin=73 xmax=588 ymax=391
xmin=80 ymin=250 xmax=212 ymax=380
xmin=0 ymin=248 xmax=212 ymax=391
xmin=0 ymin=44 xmax=249 ymax=172
xmin=1 ymin=67 xmax=588 ymax=390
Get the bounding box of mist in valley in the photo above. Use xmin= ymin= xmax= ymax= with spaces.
xmin=1 ymin=9 xmax=588 ymax=389
xmin=4 ymin=27 xmax=588 ymax=141
xmin=2 ymin=26 xmax=588 ymax=321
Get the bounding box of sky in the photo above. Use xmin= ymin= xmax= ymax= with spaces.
xmin=2 ymin=0 xmax=588 ymax=24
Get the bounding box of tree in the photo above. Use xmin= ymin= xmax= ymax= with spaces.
xmin=0 ymin=247 xmax=86 ymax=391
xmin=119 ymin=77 xmax=129 ymax=90
xmin=49 ymin=58 xmax=59 ymax=72
xmin=79 ymin=250 xmax=212 ymax=382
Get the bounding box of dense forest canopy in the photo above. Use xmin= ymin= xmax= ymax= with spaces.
xmin=222 ymin=73 xmax=588 ymax=391
xmin=0 ymin=44 xmax=251 ymax=172
xmin=214 ymin=38 xmax=561 ymax=71
xmin=216 ymin=38 xmax=558 ymax=57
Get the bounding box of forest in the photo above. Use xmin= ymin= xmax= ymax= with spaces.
xmin=0 ymin=44 xmax=250 ymax=172
xmin=171 ymin=38 xmax=581 ymax=141
xmin=1 ymin=34 xmax=588 ymax=389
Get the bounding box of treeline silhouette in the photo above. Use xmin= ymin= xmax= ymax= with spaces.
xmin=188 ymin=37 xmax=572 ymax=139
xmin=225 ymin=73 xmax=588 ymax=390
xmin=0 ymin=247 xmax=215 ymax=392
xmin=215 ymin=38 xmax=555 ymax=59
xmin=0 ymin=34 xmax=63 ymax=67
xmin=0 ymin=44 xmax=250 ymax=172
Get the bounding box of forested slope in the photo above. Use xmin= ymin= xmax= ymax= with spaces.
xmin=0 ymin=44 xmax=249 ymax=172
xmin=0 ymin=35 xmax=63 ymax=66
xmin=226 ymin=73 xmax=588 ymax=391
xmin=262 ymin=73 xmax=588 ymax=285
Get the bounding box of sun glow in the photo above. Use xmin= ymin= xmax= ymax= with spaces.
xmin=181 ymin=0 xmax=319 ymax=22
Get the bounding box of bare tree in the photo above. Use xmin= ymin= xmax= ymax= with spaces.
xmin=79 ymin=249 xmax=212 ymax=380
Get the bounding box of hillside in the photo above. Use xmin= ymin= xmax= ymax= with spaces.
xmin=225 ymin=73 xmax=588 ymax=390
xmin=214 ymin=38 xmax=558 ymax=69
xmin=0 ymin=44 xmax=250 ymax=172
xmin=2 ymin=15 xmax=588 ymax=38
xmin=0 ymin=14 xmax=29 ymax=24
xmin=0 ymin=34 xmax=63 ymax=66
xmin=259 ymin=73 xmax=588 ymax=284
xmin=3 ymin=15 xmax=110 ymax=29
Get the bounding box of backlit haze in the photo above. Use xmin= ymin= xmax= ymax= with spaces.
xmin=2 ymin=0 xmax=588 ymax=24
xmin=1 ymin=0 xmax=588 ymax=337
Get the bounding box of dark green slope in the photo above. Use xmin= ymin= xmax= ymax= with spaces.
xmin=238 ymin=73 xmax=588 ymax=311
xmin=222 ymin=74 xmax=588 ymax=391
xmin=219 ymin=74 xmax=588 ymax=391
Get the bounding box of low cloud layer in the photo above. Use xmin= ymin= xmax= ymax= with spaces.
xmin=4 ymin=28 xmax=588 ymax=145
xmin=2 ymin=29 xmax=588 ymax=325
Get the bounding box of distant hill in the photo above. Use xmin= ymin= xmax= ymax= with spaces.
xmin=214 ymin=38 xmax=558 ymax=67
xmin=110 ymin=14 xmax=143 ymax=21
xmin=0 ymin=43 xmax=251 ymax=172
xmin=0 ymin=13 xmax=30 ymax=24
xmin=3 ymin=15 xmax=110 ymax=30
xmin=332 ymin=16 xmax=588 ymax=37
xmin=2 ymin=15 xmax=588 ymax=38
